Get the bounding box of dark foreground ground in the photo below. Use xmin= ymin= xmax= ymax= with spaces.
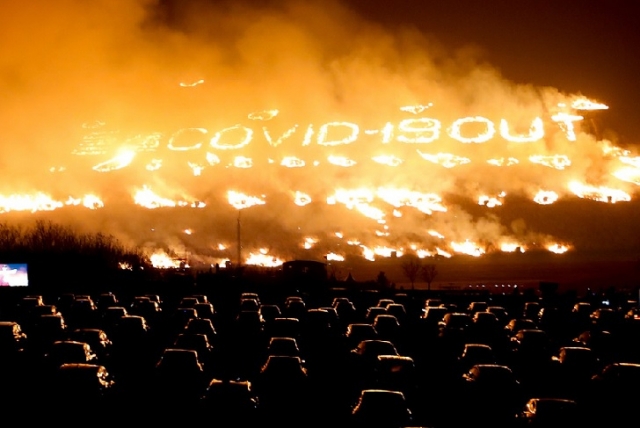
xmin=0 ymin=271 xmax=639 ymax=427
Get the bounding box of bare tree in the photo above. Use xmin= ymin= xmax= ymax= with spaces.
xmin=421 ymin=264 xmax=438 ymax=291
xmin=401 ymin=255 xmax=422 ymax=290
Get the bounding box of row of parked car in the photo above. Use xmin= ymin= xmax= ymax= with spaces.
xmin=0 ymin=286 xmax=638 ymax=426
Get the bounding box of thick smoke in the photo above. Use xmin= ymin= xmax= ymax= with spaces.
xmin=0 ymin=0 xmax=638 ymax=266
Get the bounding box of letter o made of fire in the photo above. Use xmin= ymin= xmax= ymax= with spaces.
xmin=210 ymin=125 xmax=254 ymax=150
xmin=448 ymin=116 xmax=496 ymax=143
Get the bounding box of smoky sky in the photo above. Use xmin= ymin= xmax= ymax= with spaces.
xmin=0 ymin=0 xmax=638 ymax=264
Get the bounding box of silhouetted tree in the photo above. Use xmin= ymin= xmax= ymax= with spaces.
xmin=421 ymin=264 xmax=438 ymax=291
xmin=376 ymin=271 xmax=390 ymax=288
xmin=401 ymin=256 xmax=422 ymax=290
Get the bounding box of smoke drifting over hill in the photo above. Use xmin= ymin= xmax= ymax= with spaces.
xmin=1 ymin=0 xmax=638 ymax=267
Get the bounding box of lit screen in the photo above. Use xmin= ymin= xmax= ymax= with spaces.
xmin=0 ymin=264 xmax=29 ymax=287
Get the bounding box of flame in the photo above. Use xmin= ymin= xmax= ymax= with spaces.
xmin=146 ymin=159 xmax=163 ymax=171
xmin=93 ymin=149 xmax=136 ymax=172
xmin=568 ymin=181 xmax=631 ymax=203
xmin=361 ymin=245 xmax=402 ymax=261
xmin=428 ymin=230 xmax=445 ymax=239
xmin=500 ymin=117 xmax=545 ymax=143
xmin=377 ymin=188 xmax=447 ymax=215
xmin=447 ymin=116 xmax=496 ymax=143
xmin=478 ymin=192 xmax=506 ymax=208
xmin=179 ymin=79 xmax=204 ymax=87
xmin=487 ymin=157 xmax=519 ymax=166
xmin=134 ymin=186 xmax=204 ymax=209
xmin=303 ymin=237 xmax=318 ymax=249
xmin=436 ymin=247 xmax=452 ymax=258
xmin=570 ymin=97 xmax=609 ymax=110
xmin=326 ymin=253 xmax=345 ymax=261
xmin=533 ymin=190 xmax=559 ymax=205
xmin=327 ymin=155 xmax=357 ymax=167
xmin=417 ymin=151 xmax=471 ymax=168
xmin=217 ymin=243 xmax=227 ymax=251
xmin=619 ymin=156 xmax=640 ymax=169
xmin=281 ymin=156 xmax=306 ymax=168
xmin=529 ymin=155 xmax=572 ymax=170
xmin=227 ymin=191 xmax=266 ymax=209
xmin=400 ymin=104 xmax=433 ymax=114
xmin=548 ymin=243 xmax=570 ymax=254
xmin=372 ymin=155 xmax=403 ymax=167
xmin=293 ymin=191 xmax=312 ymax=206
xmin=501 ymin=243 xmax=525 ymax=253
xmin=0 ymin=193 xmax=105 ymax=213
xmin=188 ymin=162 xmax=205 ymax=176
xmin=551 ymin=113 xmax=583 ymax=141
xmin=245 ymin=251 xmax=283 ymax=267
xmin=248 ymin=109 xmax=279 ymax=121
xmin=613 ymin=167 xmax=640 ymax=185
xmin=150 ymin=251 xmax=181 ymax=269
xmin=65 ymin=195 xmax=105 ymax=210
xmin=450 ymin=240 xmax=485 ymax=257
xmin=317 ymin=122 xmax=359 ymax=146
xmin=233 ymin=156 xmax=253 ymax=169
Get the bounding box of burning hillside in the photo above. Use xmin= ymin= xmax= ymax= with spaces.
xmin=0 ymin=1 xmax=638 ymax=269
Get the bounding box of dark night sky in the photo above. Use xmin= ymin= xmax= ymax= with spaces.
xmin=341 ymin=0 xmax=640 ymax=144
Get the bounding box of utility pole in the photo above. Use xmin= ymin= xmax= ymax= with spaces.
xmin=236 ymin=209 xmax=242 ymax=268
